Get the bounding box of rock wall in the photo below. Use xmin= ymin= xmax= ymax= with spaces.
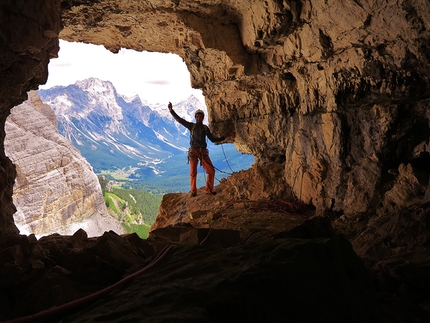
xmin=59 ymin=0 xmax=430 ymax=216
xmin=5 ymin=91 xmax=112 ymax=236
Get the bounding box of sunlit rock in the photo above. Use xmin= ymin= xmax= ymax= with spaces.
xmin=5 ymin=91 xmax=121 ymax=237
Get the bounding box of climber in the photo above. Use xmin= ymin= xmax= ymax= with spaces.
xmin=168 ymin=102 xmax=225 ymax=197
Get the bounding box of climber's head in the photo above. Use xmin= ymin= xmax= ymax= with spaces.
xmin=195 ymin=109 xmax=204 ymax=123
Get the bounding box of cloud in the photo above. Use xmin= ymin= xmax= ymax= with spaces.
xmin=48 ymin=62 xmax=73 ymax=68
xmin=145 ymin=80 xmax=170 ymax=85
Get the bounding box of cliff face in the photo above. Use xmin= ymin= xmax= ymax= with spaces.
xmin=5 ymin=91 xmax=115 ymax=237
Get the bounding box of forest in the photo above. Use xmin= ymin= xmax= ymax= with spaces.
xmin=99 ymin=176 xmax=163 ymax=238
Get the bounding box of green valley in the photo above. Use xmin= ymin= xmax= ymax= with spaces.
xmin=99 ymin=176 xmax=163 ymax=238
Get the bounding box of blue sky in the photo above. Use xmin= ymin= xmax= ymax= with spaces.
xmin=40 ymin=40 xmax=205 ymax=105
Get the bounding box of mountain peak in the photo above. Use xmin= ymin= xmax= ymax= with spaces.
xmin=154 ymin=95 xmax=207 ymax=122
xmin=122 ymin=93 xmax=143 ymax=104
xmin=76 ymin=78 xmax=116 ymax=94
xmin=179 ymin=94 xmax=202 ymax=105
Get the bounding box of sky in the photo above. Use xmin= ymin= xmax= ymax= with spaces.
xmin=40 ymin=40 xmax=205 ymax=105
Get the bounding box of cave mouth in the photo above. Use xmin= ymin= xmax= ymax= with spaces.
xmin=6 ymin=40 xmax=254 ymax=239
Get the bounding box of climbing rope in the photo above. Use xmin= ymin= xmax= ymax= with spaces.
xmin=3 ymin=245 xmax=175 ymax=323
xmin=221 ymin=144 xmax=235 ymax=174
xmin=210 ymin=144 xmax=236 ymax=176
xmin=200 ymin=228 xmax=214 ymax=245
xmin=199 ymin=143 xmax=236 ymax=184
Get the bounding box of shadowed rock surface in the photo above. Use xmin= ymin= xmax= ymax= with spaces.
xmin=60 ymin=237 xmax=388 ymax=323
xmin=0 ymin=216 xmax=390 ymax=323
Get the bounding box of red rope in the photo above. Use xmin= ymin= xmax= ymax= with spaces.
xmin=2 ymin=245 xmax=175 ymax=323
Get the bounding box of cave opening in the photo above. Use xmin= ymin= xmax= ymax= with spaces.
xmin=6 ymin=40 xmax=254 ymax=239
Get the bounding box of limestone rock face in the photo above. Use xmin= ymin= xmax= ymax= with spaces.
xmin=5 ymin=91 xmax=112 ymax=236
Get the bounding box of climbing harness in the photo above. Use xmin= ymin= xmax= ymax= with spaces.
xmin=187 ymin=147 xmax=210 ymax=167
